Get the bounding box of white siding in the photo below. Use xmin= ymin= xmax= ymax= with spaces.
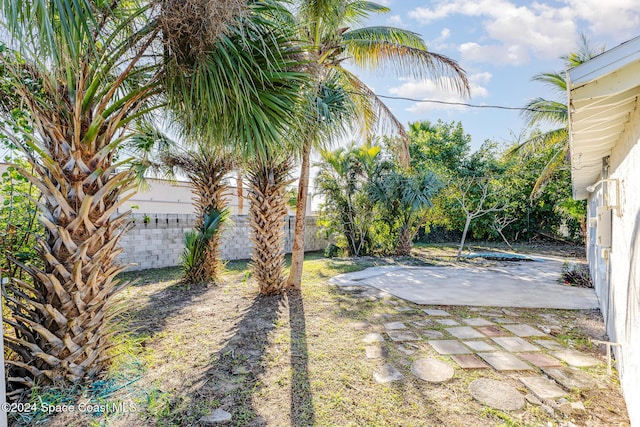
xmin=588 ymin=97 xmax=640 ymax=426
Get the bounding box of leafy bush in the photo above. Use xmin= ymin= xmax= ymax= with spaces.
xmin=0 ymin=158 xmax=42 ymax=281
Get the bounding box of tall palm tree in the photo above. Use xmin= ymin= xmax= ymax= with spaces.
xmin=517 ymin=35 xmax=603 ymax=197
xmin=246 ymin=154 xmax=294 ymax=295
xmin=286 ymin=0 xmax=470 ymax=288
xmin=0 ymin=0 xmax=305 ymax=389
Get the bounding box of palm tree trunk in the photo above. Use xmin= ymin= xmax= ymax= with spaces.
xmin=5 ymin=145 xmax=134 ymax=386
xmin=248 ymin=159 xmax=292 ymax=295
xmin=396 ymin=226 xmax=414 ymax=256
xmin=286 ymin=139 xmax=312 ymax=289
xmin=237 ymin=171 xmax=244 ymax=215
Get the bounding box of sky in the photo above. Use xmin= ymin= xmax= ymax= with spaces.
xmin=347 ymin=0 xmax=640 ymax=151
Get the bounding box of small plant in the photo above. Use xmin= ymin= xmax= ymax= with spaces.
xmin=562 ymin=263 xmax=593 ymax=287
xmin=180 ymin=208 xmax=227 ymax=285
xmin=324 ymin=244 xmax=341 ymax=258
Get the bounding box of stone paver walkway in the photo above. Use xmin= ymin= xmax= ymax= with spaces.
xmin=356 ymin=302 xmax=610 ymax=415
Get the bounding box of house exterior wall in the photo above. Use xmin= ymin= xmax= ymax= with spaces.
xmin=116 ymin=213 xmax=329 ymax=271
xmin=587 ymin=97 xmax=640 ymax=426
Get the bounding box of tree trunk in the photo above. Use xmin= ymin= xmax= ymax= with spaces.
xmin=248 ymin=159 xmax=292 ymax=295
xmin=286 ymin=138 xmax=312 ymax=289
xmin=457 ymin=216 xmax=472 ymax=260
xmin=237 ymin=171 xmax=244 ymax=216
xmin=396 ymin=226 xmax=414 ymax=256
xmin=5 ymin=145 xmax=135 ymax=387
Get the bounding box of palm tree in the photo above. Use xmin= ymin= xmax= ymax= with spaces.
xmin=517 ymin=35 xmax=603 ymax=197
xmin=0 ymin=0 xmax=305 ymax=389
xmin=246 ymin=154 xmax=294 ymax=295
xmin=286 ymin=0 xmax=470 ymax=289
xmin=162 ymin=145 xmax=235 ymax=284
xmin=315 ymin=144 xmax=383 ymax=256
xmin=369 ymin=169 xmax=441 ymax=256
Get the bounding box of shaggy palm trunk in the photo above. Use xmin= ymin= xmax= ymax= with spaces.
xmin=192 ymin=177 xmax=228 ymax=283
xmin=247 ymin=159 xmax=292 ymax=295
xmin=396 ymin=226 xmax=414 ymax=256
xmin=5 ymin=143 xmax=135 ymax=388
xmin=163 ymin=151 xmax=233 ymax=284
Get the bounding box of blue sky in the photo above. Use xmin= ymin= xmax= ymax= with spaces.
xmin=348 ymin=0 xmax=640 ymax=151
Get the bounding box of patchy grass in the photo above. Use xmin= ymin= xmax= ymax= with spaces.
xmin=16 ymin=245 xmax=629 ymax=427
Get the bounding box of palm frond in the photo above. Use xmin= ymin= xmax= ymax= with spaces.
xmin=343 ymin=1 xmax=390 ymax=24
xmin=521 ymin=98 xmax=567 ymax=127
xmin=530 ymin=145 xmax=568 ymax=199
xmin=342 ymin=27 xmax=469 ymax=97
xmin=163 ymin=3 xmax=307 ymax=162
xmin=336 ymin=67 xmax=410 ymax=163
xmin=507 ymin=127 xmax=568 ymax=157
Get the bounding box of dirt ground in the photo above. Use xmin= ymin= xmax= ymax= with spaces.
xmin=23 ymin=243 xmax=630 ymax=427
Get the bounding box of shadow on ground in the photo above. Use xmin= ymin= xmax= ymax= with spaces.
xmin=146 ymin=289 xmax=316 ymax=426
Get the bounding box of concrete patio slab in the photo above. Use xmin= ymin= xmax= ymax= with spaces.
xmin=533 ymin=339 xmax=565 ymax=350
xmin=492 ymin=337 xmax=540 ymax=352
xmin=446 ymin=326 xmax=486 ymax=339
xmin=541 ymin=367 xmax=599 ymax=391
xmin=451 ymin=354 xmax=491 ymax=369
xmin=502 ymin=324 xmax=547 ymax=337
xmin=386 ymin=330 xmax=421 ymax=342
xmin=365 ymin=346 xmax=387 ymax=359
xmin=330 ymin=257 xmax=599 ymax=309
xmin=462 ymin=317 xmax=494 ymax=326
xmin=384 ymin=322 xmax=407 ymax=330
xmin=429 ymin=340 xmax=472 ymax=355
xmin=517 ymin=353 xmax=562 ymax=367
xmin=476 ymin=325 xmax=509 ymax=337
xmin=422 ymin=330 xmax=445 ymax=339
xmin=478 ymin=352 xmax=533 ymax=371
xmin=423 ymin=309 xmax=452 ymax=316
xmin=435 ymin=319 xmax=460 ymax=326
xmin=552 ymin=349 xmax=600 ymax=367
xmin=469 ymin=378 xmax=525 ymax=411
xmin=519 ymin=376 xmax=567 ymax=400
xmin=463 ymin=340 xmax=498 ymax=352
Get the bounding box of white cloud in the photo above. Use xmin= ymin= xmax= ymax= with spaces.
xmin=408 ymin=0 xmax=640 ymax=65
xmin=565 ymin=0 xmax=640 ymax=38
xmin=460 ymin=42 xmax=531 ymax=65
xmin=388 ymin=72 xmax=492 ymax=114
xmin=387 ymin=15 xmax=403 ymax=26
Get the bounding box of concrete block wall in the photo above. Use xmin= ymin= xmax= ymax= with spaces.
xmin=116 ymin=213 xmax=328 ymax=271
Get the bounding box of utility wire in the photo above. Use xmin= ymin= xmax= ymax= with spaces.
xmin=352 ymin=91 xmax=560 ymax=113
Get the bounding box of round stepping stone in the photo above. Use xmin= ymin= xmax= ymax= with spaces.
xmin=200 ymin=408 xmax=232 ymax=425
xmin=411 ymin=358 xmax=454 ymax=382
xmin=469 ymin=378 xmax=525 ymax=411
